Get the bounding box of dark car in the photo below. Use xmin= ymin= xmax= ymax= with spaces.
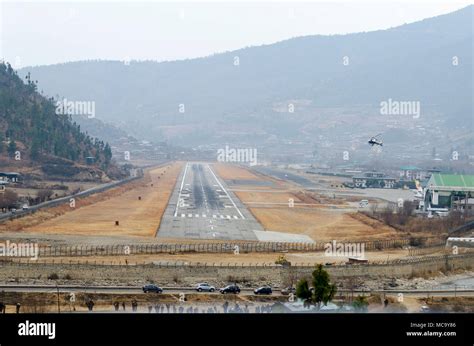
xmin=219 ymin=284 xmax=240 ymax=294
xmin=254 ymin=286 xmax=272 ymax=295
xmin=281 ymin=286 xmax=296 ymax=295
xmin=142 ymin=284 xmax=163 ymax=293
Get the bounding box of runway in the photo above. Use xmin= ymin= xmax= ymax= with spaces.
xmin=157 ymin=163 xmax=263 ymax=240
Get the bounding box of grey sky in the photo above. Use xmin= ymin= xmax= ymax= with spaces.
xmin=0 ymin=0 xmax=472 ymax=67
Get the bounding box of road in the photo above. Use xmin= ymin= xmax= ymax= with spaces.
xmin=157 ymin=162 xmax=263 ymax=240
xmin=1 ymin=284 xmax=473 ymax=298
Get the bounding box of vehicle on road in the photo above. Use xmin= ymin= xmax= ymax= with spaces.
xmin=196 ymin=283 xmax=215 ymax=292
xmin=281 ymin=287 xmax=296 ymax=295
xmin=22 ymin=204 xmax=29 ymax=210
xmin=220 ymin=284 xmax=240 ymax=294
xmin=420 ymin=305 xmax=430 ymax=313
xmin=142 ymin=284 xmax=163 ymax=293
xmin=254 ymin=286 xmax=272 ymax=295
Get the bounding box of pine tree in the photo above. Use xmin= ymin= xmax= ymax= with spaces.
xmin=7 ymin=140 xmax=17 ymax=158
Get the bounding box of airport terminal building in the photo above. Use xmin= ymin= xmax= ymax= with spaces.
xmin=423 ymin=173 xmax=474 ymax=212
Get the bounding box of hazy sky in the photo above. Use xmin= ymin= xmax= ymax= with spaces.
xmin=0 ymin=0 xmax=472 ymax=67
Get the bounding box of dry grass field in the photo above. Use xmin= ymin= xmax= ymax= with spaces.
xmin=212 ymin=163 xmax=266 ymax=181
xmin=212 ymin=164 xmax=400 ymax=242
xmin=1 ymin=162 xmax=183 ymax=238
xmin=249 ymin=208 xmax=399 ymax=241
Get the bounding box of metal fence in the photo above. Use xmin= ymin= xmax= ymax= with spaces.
xmin=7 ymin=236 xmax=447 ymax=258
xmin=2 ymin=252 xmax=473 ymax=268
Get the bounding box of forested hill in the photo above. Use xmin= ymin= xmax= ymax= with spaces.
xmin=0 ymin=62 xmax=112 ymax=168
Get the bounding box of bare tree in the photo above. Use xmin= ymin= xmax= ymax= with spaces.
xmin=37 ymin=189 xmax=54 ymax=202
xmin=0 ymin=190 xmax=18 ymax=210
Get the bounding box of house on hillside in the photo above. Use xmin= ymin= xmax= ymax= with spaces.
xmin=0 ymin=172 xmax=20 ymax=183
xmin=423 ymin=173 xmax=474 ymax=212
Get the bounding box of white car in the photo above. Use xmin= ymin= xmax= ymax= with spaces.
xmin=195 ymin=283 xmax=215 ymax=292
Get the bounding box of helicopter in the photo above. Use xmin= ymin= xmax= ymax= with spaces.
xmin=368 ymin=134 xmax=383 ymax=147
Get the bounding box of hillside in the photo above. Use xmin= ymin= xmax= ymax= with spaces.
xmin=18 ymin=6 xmax=473 ymax=161
xmin=0 ymin=62 xmax=113 ymax=174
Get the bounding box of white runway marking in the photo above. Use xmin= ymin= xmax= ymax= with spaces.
xmin=207 ymin=164 xmax=245 ymax=220
xmin=174 ymin=163 xmax=189 ymax=217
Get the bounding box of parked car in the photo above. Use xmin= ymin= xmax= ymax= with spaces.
xmin=281 ymin=287 xmax=296 ymax=295
xmin=196 ymin=283 xmax=215 ymax=292
xmin=142 ymin=284 xmax=163 ymax=293
xmin=254 ymin=286 xmax=272 ymax=295
xmin=420 ymin=305 xmax=430 ymax=313
xmin=219 ymin=284 xmax=240 ymax=294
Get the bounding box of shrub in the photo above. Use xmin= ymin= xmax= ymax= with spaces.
xmin=48 ymin=273 xmax=59 ymax=280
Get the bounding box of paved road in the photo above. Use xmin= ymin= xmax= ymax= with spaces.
xmin=157 ymin=162 xmax=263 ymax=240
xmin=1 ymin=285 xmax=473 ymax=298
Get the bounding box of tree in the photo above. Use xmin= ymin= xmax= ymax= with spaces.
xmin=0 ymin=190 xmax=18 ymax=210
xmin=30 ymin=139 xmax=41 ymax=160
xmin=7 ymin=140 xmax=17 ymax=158
xmin=296 ymin=278 xmax=312 ymax=306
xmin=37 ymin=189 xmax=53 ymax=202
xmin=0 ymin=132 xmax=4 ymax=154
xmin=312 ymin=264 xmax=337 ymax=309
xmin=295 ymin=264 xmax=338 ymax=309
xmin=352 ymin=295 xmax=369 ymax=312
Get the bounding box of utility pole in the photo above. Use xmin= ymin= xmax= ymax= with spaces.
xmin=56 ymin=283 xmax=61 ymax=313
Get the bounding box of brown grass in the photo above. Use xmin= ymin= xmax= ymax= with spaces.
xmin=3 ymin=163 xmax=183 ymax=238
xmin=212 ymin=163 xmax=265 ymax=181
xmin=10 ymin=248 xmax=409 ymax=266
xmin=250 ymin=208 xmax=400 ymax=242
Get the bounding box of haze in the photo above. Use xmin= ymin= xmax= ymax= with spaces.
xmin=1 ymin=0 xmax=472 ymax=67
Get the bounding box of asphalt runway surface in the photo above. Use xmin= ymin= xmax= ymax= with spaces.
xmin=157 ymin=162 xmax=263 ymax=240
xmin=251 ymin=166 xmax=317 ymax=188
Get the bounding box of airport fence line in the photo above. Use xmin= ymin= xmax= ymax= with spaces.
xmin=8 ymin=236 xmax=446 ymax=258
xmin=2 ymin=252 xmax=473 ymax=268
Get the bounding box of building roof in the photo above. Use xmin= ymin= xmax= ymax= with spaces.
xmin=427 ymin=173 xmax=474 ymax=192
xmin=400 ymin=165 xmax=422 ymax=171
xmin=353 ymin=176 xmax=395 ymax=180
